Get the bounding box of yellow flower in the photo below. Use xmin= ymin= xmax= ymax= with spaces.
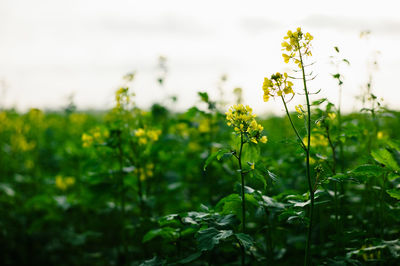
xmin=135 ymin=128 xmax=161 ymax=145
xmin=82 ymin=128 xmax=109 ymax=148
xmin=135 ymin=128 xmax=146 ymax=137
xmin=377 ymin=131 xmax=387 ymax=140
xmin=260 ymin=136 xmax=268 ymax=144
xmin=139 ymin=138 xmax=148 ymax=145
xmin=250 ymin=163 xmax=255 ymax=170
xmin=295 ymin=105 xmax=303 ymax=114
xmin=55 ymin=175 xmax=75 ymax=190
xmin=262 ymin=72 xmax=294 ymax=102
xmin=226 ymin=104 xmax=267 ymax=144
xmin=115 ymin=87 xmax=133 ymax=109
xmin=281 ymin=28 xmax=313 ymax=66
xmin=282 ymin=53 xmax=291 ymax=63
xmin=328 ymin=113 xmax=336 ymax=120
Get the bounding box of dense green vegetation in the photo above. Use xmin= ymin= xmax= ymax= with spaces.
xmin=1 ymin=28 xmax=400 ymax=265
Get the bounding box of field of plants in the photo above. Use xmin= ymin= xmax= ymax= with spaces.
xmin=1 ymin=28 xmax=400 ymax=265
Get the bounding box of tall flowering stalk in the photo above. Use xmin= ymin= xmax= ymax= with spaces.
xmin=225 ymin=104 xmax=267 ymax=265
xmin=262 ymin=27 xmax=315 ymax=266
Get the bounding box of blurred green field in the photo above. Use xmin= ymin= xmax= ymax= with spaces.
xmin=1 ymin=28 xmax=400 ymax=266
xmin=1 ymin=93 xmax=399 ymax=265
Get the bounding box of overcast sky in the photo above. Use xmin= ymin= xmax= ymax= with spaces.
xmin=1 ymin=0 xmax=399 ymax=114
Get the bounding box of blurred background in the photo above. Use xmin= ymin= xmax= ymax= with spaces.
xmin=1 ymin=0 xmax=399 ymax=114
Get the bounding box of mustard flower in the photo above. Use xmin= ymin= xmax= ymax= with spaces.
xmin=135 ymin=128 xmax=162 ymax=145
xmin=55 ymin=175 xmax=75 ymax=190
xmin=295 ymin=104 xmax=305 ymax=118
xmin=262 ymin=72 xmax=294 ymax=102
xmin=225 ymin=104 xmax=267 ymax=144
xmin=281 ymin=27 xmax=313 ymax=67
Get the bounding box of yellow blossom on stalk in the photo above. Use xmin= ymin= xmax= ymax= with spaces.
xmin=377 ymin=131 xmax=387 ymax=140
xmin=82 ymin=127 xmax=109 ymax=148
xmin=55 ymin=175 xmax=75 ymax=190
xmin=262 ymin=72 xmax=294 ymax=102
xmin=115 ymin=87 xmax=135 ymax=109
xmin=295 ymin=104 xmax=305 ymax=118
xmin=11 ymin=134 xmax=36 ymax=152
xmin=135 ymin=128 xmax=162 ymax=145
xmin=82 ymin=133 xmax=93 ymax=148
xmin=147 ymin=129 xmax=162 ymax=141
xmin=225 ymin=104 xmax=267 ymax=144
xmin=135 ymin=128 xmax=146 ymax=137
xmin=281 ymin=27 xmax=313 ymax=67
xmin=328 ymin=113 xmax=337 ymax=120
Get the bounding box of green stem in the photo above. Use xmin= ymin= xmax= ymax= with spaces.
xmin=281 ymin=96 xmax=306 ymax=151
xmin=238 ymin=132 xmax=246 ymax=265
xmin=117 ymin=133 xmax=127 ymax=263
xmin=297 ymin=43 xmax=314 ymax=266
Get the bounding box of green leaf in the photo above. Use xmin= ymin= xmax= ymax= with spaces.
xmin=203 ymin=149 xmax=230 ymax=170
xmin=311 ymin=98 xmax=327 ymax=106
xmin=196 ymin=227 xmax=233 ymax=251
xmin=388 ymin=173 xmax=400 ymax=181
xmin=260 ymin=195 xmax=285 ymax=209
xmin=334 ymin=46 xmax=340 ymax=53
xmin=142 ymin=227 xmax=179 ymax=243
xmin=245 ymin=194 xmax=260 ymax=208
xmin=178 ymin=252 xmax=202 ymax=264
xmin=158 ymin=214 xmax=180 ymax=227
xmin=215 ymin=194 xmax=242 ymax=220
xmin=214 ymin=214 xmax=237 ymax=227
xmin=387 ymin=189 xmax=400 ymax=200
xmin=198 ymin=92 xmax=209 ymax=103
xmin=371 ymin=149 xmax=400 ymax=171
xmin=351 ymin=164 xmax=387 ymax=176
xmin=242 ymin=143 xmax=260 ymax=164
xmin=235 ymin=233 xmax=254 ymax=250
xmin=248 ymin=170 xmax=267 ymax=190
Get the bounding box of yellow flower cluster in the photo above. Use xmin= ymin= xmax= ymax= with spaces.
xmin=134 ymin=163 xmax=155 ymax=181
xmin=135 ymin=128 xmax=162 ymax=145
xmin=11 ymin=134 xmax=36 ymax=152
xmin=282 ymin=27 xmax=313 ymax=67
xmin=55 ymin=175 xmax=75 ymax=190
xmin=82 ymin=127 xmax=109 ymax=148
xmin=262 ymin=72 xmax=294 ymax=102
xmin=225 ymin=104 xmax=268 ymax=144
xmin=115 ymin=87 xmax=134 ymax=109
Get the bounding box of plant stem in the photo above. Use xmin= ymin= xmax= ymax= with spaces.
xmin=117 ymin=132 xmax=127 ymax=264
xmin=325 ymin=124 xmax=341 ymax=254
xmin=298 ymin=44 xmax=314 ymax=266
xmin=238 ymin=132 xmax=245 ymax=265
xmin=281 ymin=96 xmax=306 ymax=151
xmin=238 ymin=132 xmax=246 ymax=233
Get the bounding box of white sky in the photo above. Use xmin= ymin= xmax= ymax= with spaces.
xmin=1 ymin=0 xmax=399 ymax=114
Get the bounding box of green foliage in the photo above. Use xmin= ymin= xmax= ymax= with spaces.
xmin=1 ymin=67 xmax=400 ymax=265
xmin=371 ymin=149 xmax=400 ymax=171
